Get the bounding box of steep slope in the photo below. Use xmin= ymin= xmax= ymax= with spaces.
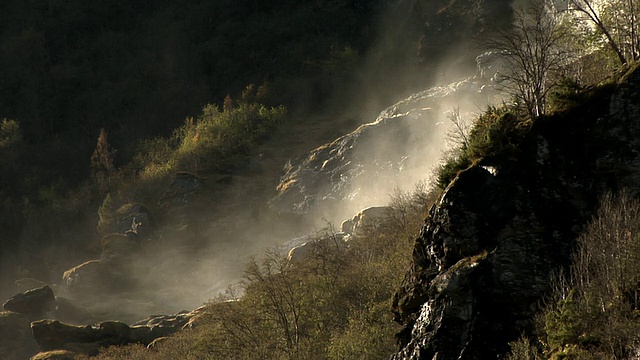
xmin=392 ymin=65 xmax=640 ymax=359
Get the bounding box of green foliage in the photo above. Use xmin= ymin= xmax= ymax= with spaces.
xmin=525 ymin=192 xmax=640 ymax=359
xmin=437 ymin=105 xmax=529 ymax=189
xmin=546 ymin=78 xmax=586 ymax=112
xmin=92 ymin=181 xmax=434 ymax=359
xmin=127 ymin=90 xmax=286 ymax=190
xmin=176 ymin=97 xmax=287 ymax=172
xmin=97 ymin=193 xmax=116 ymax=232
xmin=506 ymin=336 xmax=543 ymax=360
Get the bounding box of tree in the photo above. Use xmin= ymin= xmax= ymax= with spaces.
xmin=543 ymin=192 xmax=640 ymax=358
xmin=565 ymin=0 xmax=640 ymax=65
xmin=488 ymin=0 xmax=569 ymax=118
xmin=90 ymin=128 xmax=116 ymax=191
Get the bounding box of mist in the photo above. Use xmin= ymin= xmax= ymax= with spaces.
xmin=0 ymin=0 xmax=516 ymax=327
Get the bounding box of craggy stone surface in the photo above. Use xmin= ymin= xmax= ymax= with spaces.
xmin=269 ymin=78 xmax=499 ymax=224
xmin=392 ymin=66 xmax=640 ymax=359
xmin=3 ymin=285 xmax=56 ymax=316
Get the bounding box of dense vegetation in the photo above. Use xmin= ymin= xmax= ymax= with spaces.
xmin=81 ymin=184 xmax=436 ymax=360
xmin=3 ymin=0 xmax=640 ymax=358
xmin=506 ymin=192 xmax=640 ymax=360
xmin=0 ymin=0 xmax=396 ymax=297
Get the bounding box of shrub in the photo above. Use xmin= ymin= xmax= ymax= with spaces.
xmin=97 ymin=193 xmax=116 ymax=232
xmin=122 ymin=88 xmax=287 ymax=200
xmin=542 ymin=192 xmax=640 ymax=359
xmin=92 ymin=180 xmax=429 ymax=359
xmin=436 ymin=105 xmax=529 ymax=189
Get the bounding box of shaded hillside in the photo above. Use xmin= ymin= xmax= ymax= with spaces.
xmin=392 ymin=64 xmax=640 ymax=359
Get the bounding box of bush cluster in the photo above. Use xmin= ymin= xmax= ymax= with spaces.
xmin=507 ymin=192 xmax=640 ymax=360
xmin=88 ymin=183 xmax=438 ymax=359
xmin=437 ymin=105 xmax=530 ymax=189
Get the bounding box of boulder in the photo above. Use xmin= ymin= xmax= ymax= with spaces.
xmin=287 ymin=233 xmax=349 ymax=263
xmin=110 ymin=203 xmax=154 ymax=240
xmin=160 ymin=172 xmax=206 ymax=208
xmin=62 ymin=259 xmax=119 ymax=296
xmin=3 ymin=285 xmax=56 ymax=316
xmin=340 ymin=206 xmax=391 ymax=237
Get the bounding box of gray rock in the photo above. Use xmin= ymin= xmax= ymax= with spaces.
xmin=287 ymin=233 xmax=349 ymax=263
xmin=3 ymin=285 xmax=56 ymax=315
xmin=392 ymin=65 xmax=640 ymax=359
xmin=160 ymin=172 xmax=206 ymax=208
xmin=31 ymin=319 xmax=171 ymax=355
xmin=340 ymin=206 xmax=391 ymax=237
xmin=31 ymin=308 xmax=205 ymax=355
xmin=30 ymin=350 xmax=76 ymax=360
xmin=62 ymin=260 xmax=118 ymax=296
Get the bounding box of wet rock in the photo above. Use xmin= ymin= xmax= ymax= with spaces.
xmin=160 ymin=172 xmax=206 ymax=208
xmin=62 ymin=260 xmax=120 ymax=296
xmin=3 ymin=285 xmax=56 ymax=316
xmin=340 ymin=206 xmax=391 ymax=237
xmin=132 ymin=307 xmax=204 ymax=331
xmin=110 ymin=203 xmax=154 ymax=240
xmin=287 ymin=233 xmax=349 ymax=263
xmin=30 ymin=308 xmax=204 ymax=355
xmin=392 ymin=65 xmax=640 ymax=359
xmin=270 ymin=77 xmax=499 ymax=224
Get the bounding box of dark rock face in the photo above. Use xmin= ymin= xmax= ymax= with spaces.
xmin=392 ymin=66 xmax=640 ymax=359
xmin=2 ymin=285 xmax=56 ymax=316
xmin=160 ymin=171 xmax=206 ymax=208
xmin=112 ymin=203 xmax=154 ymax=241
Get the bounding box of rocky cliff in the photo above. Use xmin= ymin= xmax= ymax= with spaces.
xmin=392 ymin=65 xmax=640 ymax=359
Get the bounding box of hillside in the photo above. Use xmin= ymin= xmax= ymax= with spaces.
xmin=4 ymin=0 xmax=640 ymax=359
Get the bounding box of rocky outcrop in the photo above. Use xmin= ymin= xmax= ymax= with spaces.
xmin=30 ymin=307 xmax=204 ymax=356
xmin=392 ymin=65 xmax=640 ymax=359
xmin=160 ymin=171 xmax=206 ymax=209
xmin=340 ymin=205 xmax=391 ymax=237
xmin=270 ymin=77 xmax=500 ymax=224
xmin=3 ymin=285 xmax=56 ymax=316
xmin=30 ymin=350 xmax=76 ymax=360
xmin=62 ymin=260 xmax=120 ymax=296
xmin=287 ymin=233 xmax=350 ymax=263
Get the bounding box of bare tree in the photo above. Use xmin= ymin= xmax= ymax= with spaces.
xmin=488 ymin=0 xmax=569 ymax=118
xmin=565 ymin=0 xmax=629 ymax=65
